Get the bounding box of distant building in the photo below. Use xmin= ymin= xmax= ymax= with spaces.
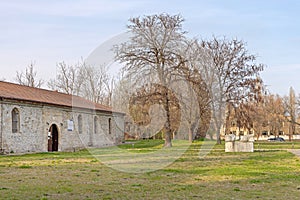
xmin=0 ymin=81 xmax=124 ymax=154
xmin=221 ymin=107 xmax=300 ymax=141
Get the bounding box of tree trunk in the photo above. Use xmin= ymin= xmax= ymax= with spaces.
xmin=216 ymin=133 xmax=221 ymax=144
xmin=289 ymin=123 xmax=295 ymax=142
xmin=164 ymin=90 xmax=172 ymax=147
xmin=216 ymin=126 xmax=222 ymax=144
xmin=188 ymin=127 xmax=193 ymax=143
xmin=256 ymin=128 xmax=261 ymax=141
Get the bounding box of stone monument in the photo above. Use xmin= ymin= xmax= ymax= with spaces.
xmin=225 ymin=134 xmax=254 ymax=152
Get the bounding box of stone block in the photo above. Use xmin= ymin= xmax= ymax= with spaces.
xmin=225 ymin=141 xmax=254 ymax=153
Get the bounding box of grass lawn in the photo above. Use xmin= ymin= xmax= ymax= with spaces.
xmin=1 ymin=140 xmax=300 ymax=199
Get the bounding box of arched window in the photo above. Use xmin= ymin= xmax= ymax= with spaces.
xmin=78 ymin=114 xmax=83 ymax=134
xmin=12 ymin=108 xmax=20 ymax=133
xmin=94 ymin=116 xmax=98 ymax=134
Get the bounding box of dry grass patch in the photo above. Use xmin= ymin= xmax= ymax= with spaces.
xmin=1 ymin=140 xmax=300 ymax=199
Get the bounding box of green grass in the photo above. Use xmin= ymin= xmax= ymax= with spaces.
xmin=0 ymin=140 xmax=300 ymax=199
xmin=254 ymin=140 xmax=300 ymax=150
xmin=119 ymin=139 xmax=164 ymax=148
xmin=117 ymin=139 xmax=164 ymax=153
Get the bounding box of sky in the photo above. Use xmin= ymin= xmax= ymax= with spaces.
xmin=0 ymin=0 xmax=299 ymax=95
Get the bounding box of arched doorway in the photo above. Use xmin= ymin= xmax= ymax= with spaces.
xmin=48 ymin=124 xmax=59 ymax=152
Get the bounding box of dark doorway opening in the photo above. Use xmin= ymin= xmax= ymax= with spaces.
xmin=48 ymin=124 xmax=59 ymax=152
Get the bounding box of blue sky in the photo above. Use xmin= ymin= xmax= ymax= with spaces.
xmin=0 ymin=0 xmax=299 ymax=95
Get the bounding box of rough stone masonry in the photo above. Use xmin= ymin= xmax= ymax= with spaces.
xmin=0 ymin=81 xmax=124 ymax=154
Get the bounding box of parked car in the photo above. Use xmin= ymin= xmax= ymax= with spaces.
xmin=267 ymin=137 xmax=285 ymax=142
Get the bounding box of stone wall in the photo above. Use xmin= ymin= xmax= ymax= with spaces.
xmin=1 ymin=102 xmax=45 ymax=153
xmin=0 ymin=100 xmax=124 ymax=154
xmin=0 ymin=103 xmax=3 ymax=152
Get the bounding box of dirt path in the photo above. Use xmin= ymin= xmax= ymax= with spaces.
xmin=287 ymin=149 xmax=300 ymax=157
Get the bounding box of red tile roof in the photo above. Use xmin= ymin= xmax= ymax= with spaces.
xmin=0 ymin=81 xmax=112 ymax=112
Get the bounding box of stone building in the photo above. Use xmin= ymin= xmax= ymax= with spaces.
xmin=0 ymin=81 xmax=124 ymax=154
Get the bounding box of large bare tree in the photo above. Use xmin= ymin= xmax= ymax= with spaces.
xmin=176 ymin=39 xmax=212 ymax=142
xmin=15 ymin=62 xmax=44 ymax=88
xmin=201 ymin=37 xmax=264 ymax=144
xmin=115 ymin=13 xmax=187 ymax=147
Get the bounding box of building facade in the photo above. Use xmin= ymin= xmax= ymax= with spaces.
xmin=0 ymin=81 xmax=124 ymax=154
xmin=221 ymin=114 xmax=300 ymax=141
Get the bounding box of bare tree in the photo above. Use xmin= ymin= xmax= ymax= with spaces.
xmin=106 ymin=77 xmax=115 ymax=106
xmin=80 ymin=63 xmax=112 ymax=105
xmin=265 ymin=94 xmax=285 ymax=137
xmin=112 ymin=72 xmax=133 ymax=112
xmin=128 ymin=84 xmax=181 ymax=140
xmin=115 ymin=13 xmax=187 ymax=147
xmin=176 ymin=40 xmax=212 ymax=142
xmin=48 ymin=61 xmax=113 ymax=106
xmin=224 ymin=82 xmax=267 ymax=139
xmin=201 ymin=37 xmax=265 ymax=144
xmin=15 ymin=62 xmax=44 ymax=88
xmin=48 ymin=62 xmax=82 ymax=95
xmin=284 ymin=87 xmax=298 ymax=140
xmin=113 ymin=73 xmax=139 ymax=139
